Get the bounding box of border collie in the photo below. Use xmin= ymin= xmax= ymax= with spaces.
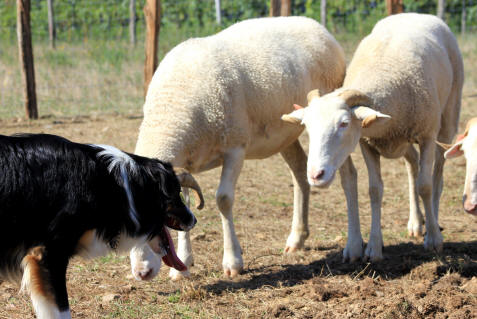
xmin=0 ymin=133 xmax=197 ymax=319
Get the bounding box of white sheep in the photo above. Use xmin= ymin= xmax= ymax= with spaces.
xmin=132 ymin=16 xmax=346 ymax=279
xmin=283 ymin=13 xmax=464 ymax=262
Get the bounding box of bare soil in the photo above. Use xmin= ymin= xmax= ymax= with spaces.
xmin=0 ymin=111 xmax=476 ymax=318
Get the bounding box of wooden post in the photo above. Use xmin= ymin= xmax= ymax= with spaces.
xmin=321 ymin=0 xmax=327 ymax=27
xmin=47 ymin=0 xmax=55 ymax=49
xmin=215 ymin=0 xmax=221 ymax=25
xmin=130 ymin=0 xmax=136 ymax=46
xmin=386 ymin=0 xmax=403 ymax=15
xmin=17 ymin=0 xmax=38 ymax=119
xmin=437 ymin=0 xmax=446 ymax=20
xmin=280 ymin=0 xmax=291 ymax=16
xmin=143 ymin=0 xmax=161 ymax=97
xmin=270 ymin=0 xmax=280 ymax=17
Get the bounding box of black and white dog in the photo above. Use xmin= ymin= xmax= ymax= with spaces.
xmin=0 ymin=133 xmax=199 ymax=319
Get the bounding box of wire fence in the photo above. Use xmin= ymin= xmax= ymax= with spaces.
xmin=1 ymin=0 xmax=476 ymax=42
xmin=1 ymin=0 xmax=476 ymax=119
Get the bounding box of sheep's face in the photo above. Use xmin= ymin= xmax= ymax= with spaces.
xmin=443 ymin=123 xmax=477 ymax=216
xmin=282 ymin=90 xmax=391 ymax=188
xmin=283 ymin=95 xmax=361 ymax=188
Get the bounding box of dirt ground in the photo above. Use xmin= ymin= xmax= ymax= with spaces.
xmin=0 ymin=110 xmax=476 ymax=318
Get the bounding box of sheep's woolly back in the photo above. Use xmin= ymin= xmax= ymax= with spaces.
xmin=136 ymin=17 xmax=346 ymax=170
xmin=343 ymin=13 xmax=463 ymax=149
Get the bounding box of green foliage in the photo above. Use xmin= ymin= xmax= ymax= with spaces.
xmin=0 ymin=0 xmax=475 ymax=43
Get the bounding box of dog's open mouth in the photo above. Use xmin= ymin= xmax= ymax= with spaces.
xmin=153 ymin=226 xmax=187 ymax=271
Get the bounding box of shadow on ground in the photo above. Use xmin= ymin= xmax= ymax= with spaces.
xmin=204 ymin=240 xmax=477 ymax=295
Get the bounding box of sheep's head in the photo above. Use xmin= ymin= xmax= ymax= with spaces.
xmin=282 ymin=89 xmax=391 ymax=187
xmin=437 ymin=118 xmax=477 ymax=216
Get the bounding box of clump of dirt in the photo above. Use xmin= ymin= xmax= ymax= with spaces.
xmin=307 ymin=277 xmax=349 ymax=301
xmin=271 ymin=304 xmax=294 ymax=318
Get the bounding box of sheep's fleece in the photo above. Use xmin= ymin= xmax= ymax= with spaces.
xmin=134 ymin=16 xmax=346 ymax=279
xmin=136 ymin=16 xmax=345 ymax=166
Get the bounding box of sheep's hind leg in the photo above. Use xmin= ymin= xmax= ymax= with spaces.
xmin=217 ymin=148 xmax=245 ymax=278
xmin=169 ymin=188 xmax=194 ymax=281
xmin=280 ymin=140 xmax=310 ymax=253
xmin=404 ymin=145 xmax=424 ymax=237
xmin=418 ymin=138 xmax=443 ymax=252
xmin=433 ymin=101 xmax=460 ymax=227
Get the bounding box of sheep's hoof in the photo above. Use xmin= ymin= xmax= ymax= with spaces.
xmin=223 ymin=267 xmax=241 ymax=278
xmin=284 ymin=245 xmax=299 ymax=253
xmin=408 ymin=220 xmax=424 ymax=238
xmin=423 ymin=232 xmax=443 ymax=253
xmin=342 ymin=239 xmax=364 ymax=263
xmin=285 ymin=231 xmax=308 ymax=253
xmin=169 ymin=269 xmax=190 ymax=281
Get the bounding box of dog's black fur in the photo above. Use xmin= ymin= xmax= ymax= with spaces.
xmin=0 ymin=133 xmax=195 ymax=317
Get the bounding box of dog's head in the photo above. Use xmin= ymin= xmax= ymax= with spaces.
xmin=95 ymin=145 xmax=199 ymax=277
xmin=128 ymin=157 xmax=198 ymax=276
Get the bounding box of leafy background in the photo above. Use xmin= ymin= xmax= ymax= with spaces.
xmin=1 ymin=0 xmax=476 ymax=42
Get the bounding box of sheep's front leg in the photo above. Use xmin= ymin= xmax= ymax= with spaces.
xmin=217 ymin=148 xmax=245 ymax=278
xmin=360 ymin=142 xmax=384 ymax=262
xmin=340 ymin=156 xmax=364 ymax=262
xmin=419 ymin=138 xmax=443 ymax=252
xmin=280 ymin=140 xmax=310 ymax=253
xmin=404 ymin=145 xmax=424 ymax=237
xmin=169 ymin=188 xmax=194 ymax=281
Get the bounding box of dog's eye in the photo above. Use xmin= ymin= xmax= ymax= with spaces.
xmin=339 ymin=122 xmax=349 ymax=128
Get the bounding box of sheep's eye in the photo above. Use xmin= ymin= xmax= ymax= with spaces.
xmin=339 ymin=122 xmax=349 ymax=128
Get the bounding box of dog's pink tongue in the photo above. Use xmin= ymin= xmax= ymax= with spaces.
xmin=162 ymin=227 xmax=187 ymax=271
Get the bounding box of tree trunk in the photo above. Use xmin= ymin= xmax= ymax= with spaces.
xmin=270 ymin=0 xmax=280 ymax=17
xmin=47 ymin=0 xmax=55 ymax=49
xmin=130 ymin=0 xmax=136 ymax=46
xmin=280 ymin=0 xmax=291 ymax=16
xmin=386 ymin=0 xmax=403 ymax=15
xmin=16 ymin=0 xmax=38 ymax=119
xmin=461 ymin=0 xmax=466 ymax=35
xmin=437 ymin=0 xmax=446 ymax=21
xmin=321 ymin=0 xmax=327 ymax=27
xmin=215 ymin=0 xmax=221 ymax=25
xmin=143 ymin=0 xmax=161 ymax=97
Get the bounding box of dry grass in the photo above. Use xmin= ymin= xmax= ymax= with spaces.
xmin=0 ymin=32 xmax=476 ymax=318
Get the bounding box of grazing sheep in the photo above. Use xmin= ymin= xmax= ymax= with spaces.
xmin=282 ymin=13 xmax=463 ymax=262
xmin=132 ymin=16 xmax=346 ymax=279
xmin=438 ymin=118 xmax=477 ymax=216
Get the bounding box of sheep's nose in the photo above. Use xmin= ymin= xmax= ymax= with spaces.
xmin=464 ymin=200 xmax=477 ymax=215
xmin=312 ymin=169 xmax=325 ymax=180
xmin=138 ymin=268 xmax=153 ymax=280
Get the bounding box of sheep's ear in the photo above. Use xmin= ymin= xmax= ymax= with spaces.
xmin=351 ymin=106 xmax=391 ymax=128
xmin=282 ymin=108 xmax=305 ymax=125
xmin=443 ymin=139 xmax=464 ymax=159
xmin=307 ymin=89 xmax=321 ymax=104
